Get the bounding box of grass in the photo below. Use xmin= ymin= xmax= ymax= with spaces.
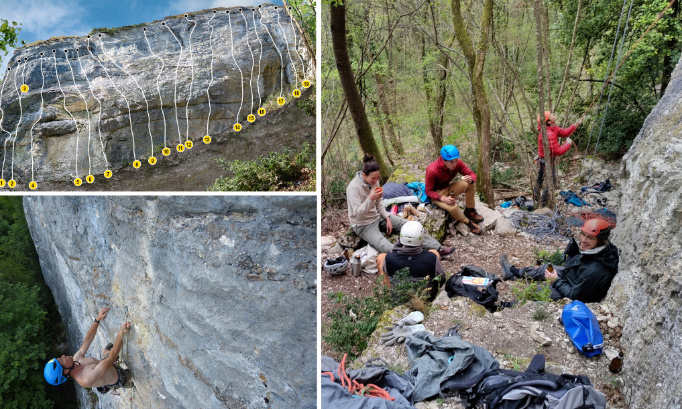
xmin=533 ymin=247 xmax=565 ymax=266
xmin=532 ymin=303 xmax=549 ymax=321
xmin=510 ymin=280 xmax=553 ymax=306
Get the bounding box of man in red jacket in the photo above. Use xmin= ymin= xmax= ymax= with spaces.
xmin=536 ymin=111 xmax=582 ymax=205
xmin=425 ymin=145 xmax=484 ymax=234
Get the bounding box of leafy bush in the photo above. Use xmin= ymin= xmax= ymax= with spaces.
xmin=534 ymin=247 xmax=565 ymax=266
xmin=510 ymin=280 xmax=553 ymax=305
xmin=210 ymin=143 xmax=315 ymax=191
xmin=323 ymin=283 xmax=393 ymax=360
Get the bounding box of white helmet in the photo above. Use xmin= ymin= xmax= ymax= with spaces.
xmin=323 ymin=256 xmax=348 ymax=276
xmin=400 ymin=221 xmax=424 ymax=247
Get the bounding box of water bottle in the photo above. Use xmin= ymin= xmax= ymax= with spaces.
xmin=351 ymin=254 xmax=362 ymax=277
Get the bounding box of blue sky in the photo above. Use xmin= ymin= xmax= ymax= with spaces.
xmin=0 ymin=0 xmax=284 ymax=78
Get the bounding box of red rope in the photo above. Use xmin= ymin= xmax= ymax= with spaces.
xmin=329 ymin=354 xmax=396 ymax=401
xmin=570 ymin=211 xmax=617 ymax=228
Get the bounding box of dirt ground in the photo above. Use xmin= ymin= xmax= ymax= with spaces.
xmin=321 ymin=188 xmax=627 ymax=408
xmin=7 ymin=86 xmax=315 ymax=192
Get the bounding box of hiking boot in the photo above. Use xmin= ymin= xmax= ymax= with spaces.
xmin=500 ymin=254 xmax=514 ymax=280
xmin=438 ymin=246 xmax=455 ymax=258
xmin=466 ymin=221 xmax=482 ymax=235
xmin=464 ymin=208 xmax=484 ymax=223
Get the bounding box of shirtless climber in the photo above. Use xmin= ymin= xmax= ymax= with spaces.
xmin=44 ymin=307 xmax=133 ymax=393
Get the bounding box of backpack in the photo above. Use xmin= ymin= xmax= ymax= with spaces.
xmin=460 ymin=354 xmax=606 ymax=409
xmin=561 ymin=301 xmax=604 ymax=358
xmin=445 ymin=266 xmax=500 ymax=312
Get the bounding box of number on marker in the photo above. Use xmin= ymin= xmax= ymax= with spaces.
xmin=29 ymin=181 xmax=37 ymax=190
xmin=8 ymin=179 xmax=16 ymax=188
xmin=163 ymin=148 xmax=171 ymax=156
xmin=234 ymin=123 xmax=242 ymax=132
xmin=177 ymin=144 xmax=185 ymax=152
xmin=104 ymin=170 xmax=113 ymax=178
xmin=148 ymin=157 xmax=157 ymax=165
xmin=74 ymin=178 xmax=82 ymax=186
xmin=247 ymin=114 xmax=256 ymax=123
xmin=277 ymin=97 xmax=286 ymax=105
xmin=86 ymin=175 xmax=94 ymax=183
xmin=258 ymin=108 xmax=266 ymax=116
xmin=293 ymin=89 xmax=301 ymax=98
xmin=203 ymin=135 xmax=211 ymax=144
xmin=185 ymin=140 xmax=193 ymax=149
xmin=302 ymin=80 xmax=311 ymax=88
xmin=133 ymin=160 xmax=141 ymax=169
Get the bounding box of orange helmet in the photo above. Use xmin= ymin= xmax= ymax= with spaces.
xmin=537 ymin=111 xmax=554 ymax=127
xmin=581 ymin=218 xmax=611 ymax=240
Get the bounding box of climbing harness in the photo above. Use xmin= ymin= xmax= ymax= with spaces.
xmin=322 ymin=354 xmax=396 ymax=401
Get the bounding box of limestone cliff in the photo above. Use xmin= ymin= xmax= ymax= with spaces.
xmin=607 ymin=55 xmax=682 ymax=408
xmin=1 ymin=5 xmax=312 ymax=186
xmin=23 ymin=196 xmax=317 ymax=409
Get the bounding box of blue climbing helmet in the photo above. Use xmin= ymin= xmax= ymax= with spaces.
xmin=44 ymin=358 xmax=68 ymax=385
xmin=440 ymin=145 xmax=460 ymax=161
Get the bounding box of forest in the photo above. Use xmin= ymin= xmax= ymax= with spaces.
xmin=321 ymin=0 xmax=681 ymax=205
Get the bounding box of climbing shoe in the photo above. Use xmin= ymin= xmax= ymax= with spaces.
xmin=438 ymin=246 xmax=455 ymax=258
xmin=500 ymin=254 xmax=514 ymax=280
xmin=466 ymin=221 xmax=482 ymax=235
xmin=464 ymin=208 xmax=484 ymax=223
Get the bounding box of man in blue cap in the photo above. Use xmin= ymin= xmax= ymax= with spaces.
xmin=425 ymin=145 xmax=484 ymax=234
xmin=44 ymin=307 xmax=132 ymax=394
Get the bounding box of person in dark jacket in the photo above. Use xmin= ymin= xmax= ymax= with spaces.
xmin=377 ymin=221 xmax=446 ymax=301
xmin=535 ymin=111 xmax=582 ymax=206
xmin=500 ymin=218 xmax=618 ymax=303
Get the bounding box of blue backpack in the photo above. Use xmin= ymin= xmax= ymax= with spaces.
xmin=561 ymin=301 xmax=603 ymax=358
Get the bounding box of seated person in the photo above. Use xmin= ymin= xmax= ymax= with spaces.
xmin=347 ymin=154 xmax=454 ymax=256
xmin=425 ymin=145 xmax=485 ymax=234
xmin=377 ymin=221 xmax=446 ymax=301
xmin=500 ymin=219 xmax=618 ymax=303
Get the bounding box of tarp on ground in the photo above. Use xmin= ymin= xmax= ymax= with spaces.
xmin=404 ymin=331 xmax=499 ymax=402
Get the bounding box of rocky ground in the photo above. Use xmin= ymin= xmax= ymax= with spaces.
xmin=321 ymin=157 xmax=627 ymax=408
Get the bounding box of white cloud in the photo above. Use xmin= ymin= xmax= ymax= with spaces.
xmin=0 ymin=0 xmax=90 ymax=78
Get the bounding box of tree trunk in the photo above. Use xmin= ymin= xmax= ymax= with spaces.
xmin=450 ymin=0 xmax=495 ymax=205
xmin=330 ymin=1 xmax=390 ymax=180
xmin=421 ymin=31 xmax=451 ymax=148
xmin=372 ymin=100 xmax=396 ymax=167
xmin=534 ymin=0 xmax=555 ymax=209
xmin=372 ymin=69 xmax=405 ymax=156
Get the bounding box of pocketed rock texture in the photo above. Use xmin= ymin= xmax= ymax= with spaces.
xmin=1 ymin=4 xmax=311 ymax=183
xmin=606 ymin=55 xmax=682 ymax=408
xmin=23 ymin=196 xmax=316 ymax=409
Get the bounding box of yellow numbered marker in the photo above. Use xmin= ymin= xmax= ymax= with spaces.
xmin=74 ymin=178 xmax=82 ymax=186
xmin=162 ymin=147 xmax=171 ymax=156
xmin=277 ymin=97 xmax=286 ymax=105
xmin=302 ymin=80 xmax=311 ymax=88
xmin=104 ymin=170 xmax=113 ymax=178
xmin=184 ymin=140 xmax=193 ymax=149
xmin=8 ymin=179 xmax=16 ymax=188
xmin=29 ymin=181 xmax=37 ymax=190
xmin=86 ymin=175 xmax=95 ymax=184
xmin=258 ymin=108 xmax=266 ymax=116
xmin=133 ymin=160 xmax=141 ymax=169
xmin=0 ymin=179 xmax=5 ymax=187
xmin=148 ymin=156 xmax=157 ymax=165
xmin=176 ymin=144 xmax=185 ymax=153
xmin=21 ymin=84 xmax=29 ymax=93
xmin=292 ymin=89 xmax=301 ymax=98
xmin=247 ymin=114 xmax=256 ymax=123
xmin=233 ymin=123 xmax=242 ymax=132
xmin=203 ymin=135 xmax=211 ymax=144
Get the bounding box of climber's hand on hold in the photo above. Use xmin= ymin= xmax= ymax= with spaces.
xmin=575 ymin=118 xmax=583 ymax=127
xmin=566 ymin=137 xmax=573 ymax=145
xmin=97 ymin=308 xmax=110 ymax=321
xmin=120 ymin=322 xmax=131 ymax=335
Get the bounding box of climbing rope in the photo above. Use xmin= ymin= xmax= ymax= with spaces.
xmin=509 ymin=210 xmax=572 ymax=242
xmin=322 ymin=354 xmax=396 ymax=400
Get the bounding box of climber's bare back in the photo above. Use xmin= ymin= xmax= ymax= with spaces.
xmin=68 ymin=356 xmax=120 ymax=388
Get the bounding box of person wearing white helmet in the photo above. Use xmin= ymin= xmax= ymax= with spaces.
xmin=43 ymin=307 xmax=132 ymax=394
xmin=376 ymin=221 xmax=447 ymax=301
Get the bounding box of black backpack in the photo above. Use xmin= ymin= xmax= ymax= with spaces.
xmin=448 ymin=354 xmax=606 ymax=409
xmin=444 ymin=266 xmax=500 ymax=312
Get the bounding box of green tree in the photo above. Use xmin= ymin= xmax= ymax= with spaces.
xmin=0 ymin=19 xmax=22 ymax=68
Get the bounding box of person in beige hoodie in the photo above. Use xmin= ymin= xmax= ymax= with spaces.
xmin=346 ymin=154 xmax=454 ymax=256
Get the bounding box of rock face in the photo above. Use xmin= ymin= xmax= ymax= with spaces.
xmin=607 ymin=55 xmax=682 ymax=408
xmin=0 ymin=5 xmax=312 ymax=184
xmin=23 ymin=196 xmax=316 ymax=409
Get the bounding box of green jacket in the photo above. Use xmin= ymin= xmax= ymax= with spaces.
xmin=552 ymin=239 xmax=619 ymax=303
